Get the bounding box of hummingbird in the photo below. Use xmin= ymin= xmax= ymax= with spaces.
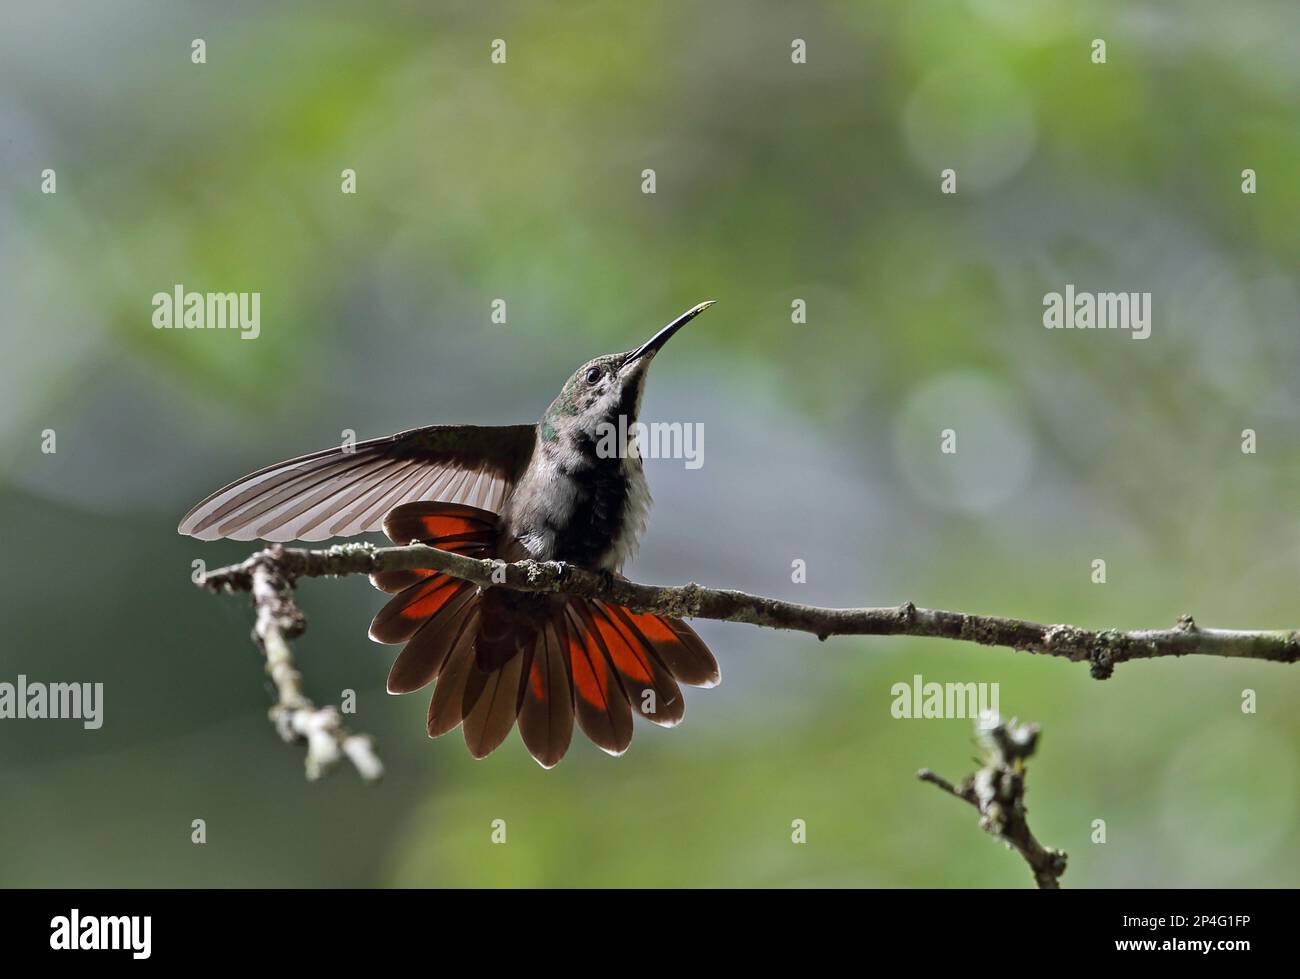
xmin=179 ymin=301 xmax=720 ymax=767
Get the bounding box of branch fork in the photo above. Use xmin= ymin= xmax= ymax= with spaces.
xmin=919 ymin=717 xmax=1068 ymax=889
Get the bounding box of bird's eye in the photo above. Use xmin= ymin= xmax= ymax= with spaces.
xmin=584 ymin=367 xmax=602 ymax=385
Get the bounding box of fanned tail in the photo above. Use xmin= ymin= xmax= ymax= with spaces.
xmin=371 ymin=501 xmax=721 ymax=767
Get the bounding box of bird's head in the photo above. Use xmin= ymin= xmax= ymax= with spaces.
xmin=539 ymin=301 xmax=715 ymax=447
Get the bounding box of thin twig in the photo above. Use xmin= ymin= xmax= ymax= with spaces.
xmin=244 ymin=554 xmax=383 ymax=782
xmin=200 ymin=542 xmax=1300 ymax=676
xmin=196 ymin=542 xmax=1298 ymax=781
xmin=919 ymin=717 xmax=1067 ymax=889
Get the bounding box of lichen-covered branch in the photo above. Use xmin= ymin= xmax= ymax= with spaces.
xmin=918 ymin=718 xmax=1067 ymax=889
xmin=195 ymin=542 xmax=1296 ymax=782
xmin=242 ymin=555 xmax=383 ymax=782
xmin=199 ymin=542 xmax=1300 ymax=678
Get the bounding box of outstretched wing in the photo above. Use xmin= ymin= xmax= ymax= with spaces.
xmin=177 ymin=424 xmax=536 ymax=542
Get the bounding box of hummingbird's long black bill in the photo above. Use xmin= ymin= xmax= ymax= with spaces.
xmin=622 ymin=300 xmax=716 ymax=368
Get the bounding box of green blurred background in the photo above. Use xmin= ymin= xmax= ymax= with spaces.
xmin=2 ymin=0 xmax=1298 ymax=887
